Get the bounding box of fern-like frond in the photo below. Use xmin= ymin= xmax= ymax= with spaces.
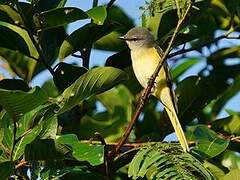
xmin=128 ymin=143 xmax=215 ymax=180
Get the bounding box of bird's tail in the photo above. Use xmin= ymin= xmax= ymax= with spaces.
xmin=165 ymin=108 xmax=190 ymax=152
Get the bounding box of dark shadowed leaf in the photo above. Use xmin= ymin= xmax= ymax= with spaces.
xmin=59 ymin=23 xmax=113 ymax=60
xmin=53 ymin=62 xmax=88 ymax=92
xmin=58 ymin=67 xmax=128 ymax=114
xmin=0 ymin=86 xmax=48 ymax=117
xmin=0 ymin=161 xmax=14 ymax=179
xmin=187 ymin=125 xmax=229 ymax=158
xmin=38 ymin=7 xmax=88 ymax=30
xmin=87 ymin=5 xmax=107 ymax=25
xmin=0 ymin=4 xmax=23 ymax=25
xmin=41 ymin=79 xmax=59 ymax=97
xmin=0 ymin=79 xmax=30 ymax=91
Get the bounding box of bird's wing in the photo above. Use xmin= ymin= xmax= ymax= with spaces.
xmin=154 ymin=45 xmax=178 ymax=113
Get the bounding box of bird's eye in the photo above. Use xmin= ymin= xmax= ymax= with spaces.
xmin=132 ymin=38 xmax=137 ymax=41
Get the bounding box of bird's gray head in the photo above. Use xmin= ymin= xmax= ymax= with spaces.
xmin=120 ymin=27 xmax=155 ymax=50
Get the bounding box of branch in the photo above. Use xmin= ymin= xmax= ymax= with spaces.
xmin=107 ymin=0 xmax=117 ymax=9
xmin=169 ymin=34 xmax=240 ymax=58
xmin=112 ymin=1 xmax=193 ymax=157
xmin=15 ymin=3 xmax=55 ymax=77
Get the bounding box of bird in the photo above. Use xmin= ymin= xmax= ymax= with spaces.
xmin=120 ymin=27 xmax=190 ymax=152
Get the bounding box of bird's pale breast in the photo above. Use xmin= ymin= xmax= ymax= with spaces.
xmin=130 ymin=47 xmax=166 ymax=89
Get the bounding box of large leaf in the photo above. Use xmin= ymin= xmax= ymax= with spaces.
xmin=0 ymin=86 xmax=48 ymax=118
xmin=57 ymin=134 xmax=104 ymax=166
xmin=187 ymin=125 xmax=230 ymax=158
xmin=59 ymin=23 xmax=113 ymax=60
xmin=212 ymin=111 xmax=240 ymax=136
xmin=87 ymin=5 xmax=107 ymax=25
xmin=37 ymin=7 xmax=88 ymax=30
xmin=0 ymin=47 xmax=37 ymax=80
xmin=57 ymin=67 xmax=128 ymax=114
xmin=128 ymin=143 xmax=214 ymax=180
xmin=53 ymin=62 xmax=88 ymax=92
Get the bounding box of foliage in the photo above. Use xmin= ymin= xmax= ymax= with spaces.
xmin=0 ymin=0 xmax=239 ymax=179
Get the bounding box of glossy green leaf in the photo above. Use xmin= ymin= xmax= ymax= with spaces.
xmin=59 ymin=23 xmax=113 ymax=60
xmin=57 ymin=134 xmax=104 ymax=166
xmin=221 ymin=150 xmax=240 ymax=170
xmin=58 ymin=67 xmax=128 ymax=114
xmin=87 ymin=5 xmax=107 ymax=25
xmin=0 ymin=161 xmax=14 ymax=179
xmin=0 ymin=86 xmax=48 ymax=117
xmin=38 ymin=7 xmax=88 ymax=30
xmin=53 ymin=62 xmax=88 ymax=92
xmin=171 ymin=58 xmax=199 ymax=81
xmin=0 ymin=24 xmax=29 ymax=54
xmin=0 ymin=21 xmax=38 ymax=58
xmin=187 ymin=125 xmax=230 ymax=158
xmin=0 ymin=47 xmax=37 ymax=80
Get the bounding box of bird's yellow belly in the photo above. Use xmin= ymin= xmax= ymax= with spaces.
xmin=131 ymin=47 xmax=166 ymax=89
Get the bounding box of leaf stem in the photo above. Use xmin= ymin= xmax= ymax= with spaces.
xmin=15 ymin=2 xmax=55 ymax=77
xmin=107 ymin=0 xmax=117 ymax=9
xmin=10 ymin=116 xmax=17 ymax=161
xmin=113 ymin=1 xmax=193 ymax=157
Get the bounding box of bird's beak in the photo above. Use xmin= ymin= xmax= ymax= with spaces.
xmin=119 ymin=36 xmax=126 ymax=40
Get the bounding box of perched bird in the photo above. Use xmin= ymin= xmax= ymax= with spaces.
xmin=120 ymin=27 xmax=189 ymax=152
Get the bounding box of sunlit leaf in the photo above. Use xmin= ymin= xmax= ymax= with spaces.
xmin=57 ymin=67 xmax=128 ymax=114
xmin=187 ymin=125 xmax=230 ymax=158
xmin=0 ymin=86 xmax=48 ymax=117
xmin=222 ymin=169 xmax=240 ymax=180
xmin=87 ymin=5 xmax=107 ymax=25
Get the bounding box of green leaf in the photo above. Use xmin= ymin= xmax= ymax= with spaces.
xmin=59 ymin=23 xmax=113 ymax=60
xmin=0 ymin=161 xmax=14 ymax=179
xmin=0 ymin=23 xmax=29 ymax=54
xmin=41 ymin=79 xmax=59 ymax=98
xmin=25 ymin=139 xmax=66 ymax=161
xmin=38 ymin=7 xmax=88 ymax=30
xmin=0 ymin=86 xmax=48 ymax=118
xmin=187 ymin=125 xmax=230 ymax=158
xmin=0 ymin=4 xmax=23 ymax=25
xmin=222 ymin=169 xmax=240 ymax=180
xmin=87 ymin=5 xmax=107 ymax=25
xmin=53 ymin=62 xmax=88 ymax=92
xmin=128 ymin=143 xmax=214 ymax=180
xmin=212 ymin=75 xmax=240 ymax=116
xmin=212 ymin=112 xmax=240 ymax=136
xmin=204 ymin=160 xmax=225 ymax=179
xmin=57 ymin=134 xmax=104 ymax=166
xmin=57 ymin=67 xmax=128 ymax=114
xmin=221 ymin=150 xmax=240 ymax=170
xmin=171 ymin=58 xmax=199 ymax=81
xmin=13 ymin=122 xmax=42 ymax=160
xmin=0 ymin=47 xmax=37 ymax=80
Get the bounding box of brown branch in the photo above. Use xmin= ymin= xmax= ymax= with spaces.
xmin=111 ymin=2 xmax=193 ymax=158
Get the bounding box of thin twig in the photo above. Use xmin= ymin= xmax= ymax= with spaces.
xmin=10 ymin=116 xmax=17 ymax=160
xmin=107 ymin=0 xmax=117 ymax=9
xmin=15 ymin=2 xmax=55 ymax=77
xmin=113 ymin=1 xmax=193 ymax=157
xmin=169 ymin=34 xmax=240 ymax=58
